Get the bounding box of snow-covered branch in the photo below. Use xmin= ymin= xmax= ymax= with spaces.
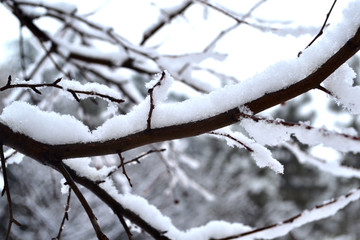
xmin=1 ymin=0 xmax=360 ymax=239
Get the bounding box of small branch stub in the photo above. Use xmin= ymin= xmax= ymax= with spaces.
xmin=147 ymin=71 xmax=167 ymax=130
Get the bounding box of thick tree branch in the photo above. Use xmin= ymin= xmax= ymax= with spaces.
xmin=0 ymin=25 xmax=359 ymax=162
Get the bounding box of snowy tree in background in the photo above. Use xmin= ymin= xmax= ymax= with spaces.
xmin=0 ymin=0 xmax=360 ymax=239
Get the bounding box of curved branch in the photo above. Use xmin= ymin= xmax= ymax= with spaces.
xmin=1 ymin=25 xmax=359 ymax=161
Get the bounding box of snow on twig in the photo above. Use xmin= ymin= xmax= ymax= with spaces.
xmin=240 ymin=112 xmax=360 ymax=154
xmin=214 ymin=186 xmax=360 ymax=240
xmin=146 ymin=71 xmax=173 ymax=130
xmin=284 ymin=142 xmax=360 ymax=179
xmin=210 ymin=129 xmax=284 ymax=174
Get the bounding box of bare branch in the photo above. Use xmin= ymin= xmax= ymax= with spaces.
xmin=298 ymin=0 xmax=337 ymax=56
xmin=0 ymin=145 xmax=21 ymax=240
xmin=117 ymin=153 xmax=133 ymax=188
xmin=53 ymin=187 xmax=71 ymax=240
xmin=147 ymin=71 xmax=166 ymax=130
xmin=140 ymin=1 xmax=193 ymax=46
xmin=56 ymin=162 xmax=109 ymax=240
xmin=107 ymin=148 xmax=166 ymax=178
xmin=0 ymin=76 xmax=125 ymax=104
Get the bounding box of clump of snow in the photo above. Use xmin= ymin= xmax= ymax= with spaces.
xmin=60 ymin=178 xmax=69 ymax=194
xmin=285 ymin=143 xmax=360 ymax=179
xmin=145 ymin=70 xmax=174 ymax=103
xmin=45 ymin=2 xmax=77 ymax=14
xmin=323 ymin=64 xmax=360 ymax=113
xmin=64 ymin=157 xmax=115 ymax=182
xmin=242 ymin=187 xmax=360 ymax=239
xmin=4 ymin=149 xmax=24 ymax=165
xmin=211 ymin=129 xmax=284 ymax=174
xmin=0 ymin=101 xmax=92 ymax=144
xmin=59 ymin=79 xmax=123 ymax=102
xmin=241 ymin=116 xmax=360 ymax=154
xmin=100 ymin=178 xmax=251 ymax=240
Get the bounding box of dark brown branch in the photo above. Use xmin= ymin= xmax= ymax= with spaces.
xmin=0 ymin=145 xmax=21 ymax=240
xmin=118 ymin=212 xmax=133 ymax=240
xmin=0 ymin=22 xmax=357 ymax=162
xmin=56 ymin=162 xmax=109 ymax=240
xmin=0 ymin=24 xmax=356 ymax=162
xmin=316 ymin=85 xmax=333 ymax=95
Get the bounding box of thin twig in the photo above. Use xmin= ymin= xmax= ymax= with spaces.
xmin=54 ymin=187 xmax=71 ymax=240
xmin=209 ymin=131 xmax=254 ymax=152
xmin=147 ymin=71 xmax=166 ymax=130
xmin=107 ymin=149 xmax=166 ymax=178
xmin=57 ymin=162 xmax=109 ymax=240
xmin=298 ymin=0 xmax=337 ymax=56
xmin=118 ymin=153 xmax=133 ymax=187
xmin=140 ymin=1 xmax=193 ymax=45
xmin=0 ymin=145 xmax=21 ymax=240
xmin=1 ymin=76 xmax=125 ymax=104
xmin=316 ymin=85 xmax=333 ymax=96
xmin=118 ymin=213 xmax=133 ymax=240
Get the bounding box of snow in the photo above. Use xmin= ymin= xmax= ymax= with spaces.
xmin=0 ymin=101 xmax=92 ymax=144
xmin=145 ymin=71 xmax=174 ymax=103
xmin=4 ymin=148 xmax=24 ymax=165
xmin=63 ymin=157 xmax=115 ymax=182
xmin=237 ymin=187 xmax=360 ymax=239
xmin=100 ymin=178 xmax=251 ymax=240
xmin=53 ymin=37 xmax=128 ymax=66
xmin=59 ymin=79 xmax=123 ymax=102
xmin=323 ymin=64 xmax=360 ymax=113
xmin=211 ymin=128 xmax=283 ymax=174
xmin=241 ymin=116 xmax=360 ymax=154
xmin=97 ymin=170 xmax=360 ymax=240
xmin=285 ymin=143 xmax=360 ymax=179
